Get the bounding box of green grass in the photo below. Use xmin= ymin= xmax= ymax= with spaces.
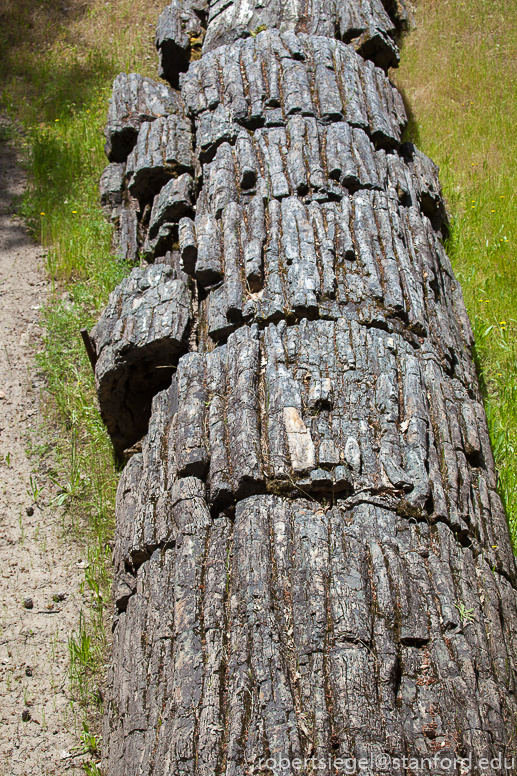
xmin=0 ymin=0 xmax=164 ymax=739
xmin=395 ymin=0 xmax=517 ymax=545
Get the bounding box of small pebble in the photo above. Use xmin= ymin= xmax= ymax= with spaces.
xmin=53 ymin=592 xmax=67 ymax=602
xmin=25 ymin=666 xmax=33 ymax=677
xmin=21 ymin=709 xmax=31 ymax=722
xmin=23 ymin=597 xmax=33 ymax=610
xmin=26 ymin=506 xmax=34 ymax=516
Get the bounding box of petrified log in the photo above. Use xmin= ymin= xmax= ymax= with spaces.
xmin=95 ymin=1 xmax=517 ymax=773
xmin=104 ymin=73 xmax=183 ymax=163
xmin=90 ymin=262 xmax=193 ymax=452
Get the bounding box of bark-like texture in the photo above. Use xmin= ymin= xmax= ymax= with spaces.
xmin=104 ymin=73 xmax=184 ymax=163
xmin=91 ymin=262 xmax=193 ymax=452
xmin=154 ymin=0 xmax=412 ymax=87
xmin=95 ymin=1 xmax=517 ymax=773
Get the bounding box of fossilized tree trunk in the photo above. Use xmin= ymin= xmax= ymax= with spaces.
xmin=94 ymin=1 xmax=517 ymax=773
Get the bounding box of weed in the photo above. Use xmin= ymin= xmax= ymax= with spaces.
xmin=68 ymin=610 xmax=104 ymax=710
xmin=455 ymin=602 xmax=476 ymax=627
xmin=85 ymin=565 xmax=104 ymax=612
xmin=83 ymin=762 xmax=103 ymax=776
xmin=26 ymin=474 xmax=43 ymax=504
xmin=250 ymin=25 xmax=268 ymax=37
xmin=49 ymin=431 xmax=84 ymax=508
xmin=80 ymin=720 xmax=101 ymax=756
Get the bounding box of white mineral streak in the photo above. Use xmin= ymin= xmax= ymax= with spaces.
xmin=344 ymin=435 xmax=362 ymax=471
xmin=283 ymin=406 xmax=316 ymax=473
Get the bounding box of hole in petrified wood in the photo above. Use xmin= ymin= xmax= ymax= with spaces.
xmin=105 ymin=349 xmax=185 ymax=457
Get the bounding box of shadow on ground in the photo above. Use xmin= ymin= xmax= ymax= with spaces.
xmin=0 ymin=0 xmax=116 ymax=123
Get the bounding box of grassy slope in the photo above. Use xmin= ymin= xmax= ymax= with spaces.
xmin=394 ymin=0 xmax=517 ymax=543
xmin=0 ymin=0 xmax=162 ymax=741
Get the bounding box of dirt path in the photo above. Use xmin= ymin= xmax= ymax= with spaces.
xmin=0 ymin=133 xmax=85 ymax=773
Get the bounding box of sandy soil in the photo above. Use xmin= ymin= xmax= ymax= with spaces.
xmin=0 ymin=133 xmax=87 ymax=773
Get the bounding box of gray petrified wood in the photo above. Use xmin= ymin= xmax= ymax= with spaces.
xmin=94 ymin=1 xmax=517 ymax=774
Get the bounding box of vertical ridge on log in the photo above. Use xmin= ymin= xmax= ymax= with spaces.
xmin=97 ymin=1 xmax=517 ymax=773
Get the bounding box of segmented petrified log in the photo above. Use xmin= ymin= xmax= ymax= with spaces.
xmin=95 ymin=2 xmax=517 ymax=773
xmin=104 ymin=73 xmax=184 ymax=163
xmin=90 ymin=262 xmax=193 ymax=452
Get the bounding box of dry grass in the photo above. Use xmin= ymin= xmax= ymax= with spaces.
xmin=0 ymin=0 xmax=162 ymax=125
